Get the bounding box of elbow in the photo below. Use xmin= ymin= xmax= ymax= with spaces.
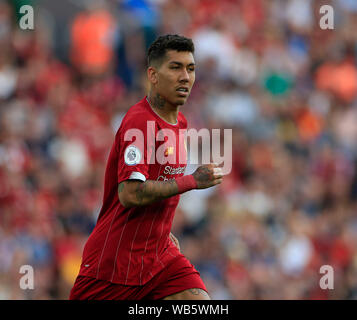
xmin=118 ymin=192 xmax=136 ymax=208
xmin=120 ymin=200 xmax=132 ymax=209
xmin=118 ymin=181 xmax=144 ymax=208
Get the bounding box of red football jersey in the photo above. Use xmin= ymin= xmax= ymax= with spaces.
xmin=78 ymin=97 xmax=188 ymax=285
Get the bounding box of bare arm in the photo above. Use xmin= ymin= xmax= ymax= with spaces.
xmin=118 ymin=163 xmax=223 ymax=208
xmin=118 ymin=179 xmax=179 ymax=208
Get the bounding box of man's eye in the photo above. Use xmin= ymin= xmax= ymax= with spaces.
xmin=171 ymin=66 xmax=179 ymax=69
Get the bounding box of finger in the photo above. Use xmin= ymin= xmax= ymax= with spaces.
xmin=213 ymin=167 xmax=224 ymax=178
xmin=205 ymin=163 xmax=218 ymax=169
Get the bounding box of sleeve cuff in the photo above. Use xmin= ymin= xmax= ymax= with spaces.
xmin=128 ymin=171 xmax=147 ymax=182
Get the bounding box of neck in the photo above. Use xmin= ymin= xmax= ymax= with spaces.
xmin=147 ymin=91 xmax=179 ymax=125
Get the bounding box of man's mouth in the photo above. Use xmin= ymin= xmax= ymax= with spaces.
xmin=176 ymin=87 xmax=189 ymax=97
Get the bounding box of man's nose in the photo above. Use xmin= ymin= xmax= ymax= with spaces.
xmin=179 ymin=69 xmax=190 ymax=82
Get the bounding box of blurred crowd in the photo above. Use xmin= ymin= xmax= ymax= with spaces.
xmin=1 ymin=0 xmax=357 ymax=299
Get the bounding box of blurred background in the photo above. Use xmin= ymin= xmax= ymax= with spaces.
xmin=1 ymin=0 xmax=357 ymax=299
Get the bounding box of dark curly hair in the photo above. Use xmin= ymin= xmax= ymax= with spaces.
xmin=147 ymin=34 xmax=194 ymax=67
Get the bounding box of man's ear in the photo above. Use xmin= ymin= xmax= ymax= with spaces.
xmin=147 ymin=66 xmax=158 ymax=85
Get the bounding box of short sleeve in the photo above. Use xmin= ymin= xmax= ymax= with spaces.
xmin=116 ymin=114 xmax=155 ymax=184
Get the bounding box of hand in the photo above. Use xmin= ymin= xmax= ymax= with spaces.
xmin=192 ymin=163 xmax=223 ymax=189
xmin=170 ymin=232 xmax=180 ymax=252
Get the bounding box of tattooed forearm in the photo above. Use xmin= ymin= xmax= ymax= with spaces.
xmin=134 ymin=180 xmax=178 ymax=205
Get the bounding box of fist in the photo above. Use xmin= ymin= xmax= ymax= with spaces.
xmin=192 ymin=163 xmax=224 ymax=189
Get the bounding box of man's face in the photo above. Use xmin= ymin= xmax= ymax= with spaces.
xmin=149 ymin=50 xmax=195 ymax=106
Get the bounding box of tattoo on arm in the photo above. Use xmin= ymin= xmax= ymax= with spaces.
xmin=118 ymin=182 xmax=125 ymax=194
xmin=134 ymin=180 xmax=179 ymax=206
